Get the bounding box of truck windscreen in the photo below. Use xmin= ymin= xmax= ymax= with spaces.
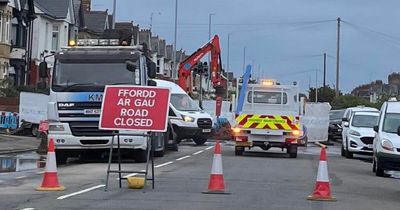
xmin=52 ymin=62 xmax=136 ymax=92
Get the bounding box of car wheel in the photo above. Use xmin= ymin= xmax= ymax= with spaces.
xmin=375 ymin=158 xmax=384 ymax=177
xmin=345 ymin=150 xmax=353 ymax=159
xmin=341 ymin=145 xmax=345 ymax=157
xmin=193 ymin=137 xmax=208 ymax=146
xmin=235 ymin=146 xmax=244 ymax=156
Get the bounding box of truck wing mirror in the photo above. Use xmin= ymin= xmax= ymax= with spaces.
xmin=373 ymin=125 xmax=379 ymax=132
xmin=39 ymin=62 xmax=48 ymax=78
xmin=147 ymin=61 xmax=156 ymax=79
xmin=126 ymin=61 xmax=137 ymax=72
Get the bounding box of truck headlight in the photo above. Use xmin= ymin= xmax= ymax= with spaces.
xmin=349 ymin=129 xmax=361 ymax=136
xmin=49 ymin=125 xmax=65 ymax=131
xmin=182 ymin=115 xmax=195 ymax=122
xmin=381 ymin=139 xmax=394 ymax=151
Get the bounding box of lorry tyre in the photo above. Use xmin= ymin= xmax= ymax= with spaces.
xmin=375 ymin=158 xmax=384 ymax=177
xmin=235 ymin=146 xmax=244 ymax=156
xmin=193 ymin=137 xmax=208 ymax=146
xmin=134 ymin=149 xmax=148 ymax=163
xmin=288 ymin=145 xmax=298 ymax=158
xmin=56 ymin=150 xmax=68 ymax=165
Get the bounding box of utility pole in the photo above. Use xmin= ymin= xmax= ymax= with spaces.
xmin=315 ymin=69 xmax=318 ymax=102
xmin=112 ymin=0 xmax=116 ymax=29
xmin=172 ymin=0 xmax=178 ymax=80
xmin=335 ymin=17 xmax=341 ymax=97
xmin=226 ymin=33 xmax=231 ymax=100
xmin=323 ymin=52 xmax=327 ymax=88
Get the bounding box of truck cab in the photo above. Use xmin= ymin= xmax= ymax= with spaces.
xmin=41 ymin=39 xmax=169 ymax=163
xmin=232 ymin=79 xmax=302 ymax=158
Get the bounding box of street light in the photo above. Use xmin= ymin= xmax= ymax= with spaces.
xmin=150 ymin=12 xmax=161 ymax=31
xmin=226 ymin=33 xmax=232 ymax=100
xmin=206 ymin=13 xmax=215 ymax=93
xmin=172 ymin=0 xmax=178 ymax=80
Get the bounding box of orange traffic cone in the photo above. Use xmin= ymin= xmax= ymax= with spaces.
xmin=307 ymin=147 xmax=335 ymax=201
xmin=202 ymin=141 xmax=230 ymax=194
xmin=36 ymin=139 xmax=65 ymax=191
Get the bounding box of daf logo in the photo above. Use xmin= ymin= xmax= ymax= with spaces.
xmin=58 ymin=103 xmax=75 ymax=107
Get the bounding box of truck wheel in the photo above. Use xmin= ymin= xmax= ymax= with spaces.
xmin=193 ymin=137 xmax=208 ymax=146
xmin=375 ymin=158 xmax=384 ymax=177
xmin=56 ymin=150 xmax=68 ymax=165
xmin=288 ymin=145 xmax=298 ymax=158
xmin=235 ymin=146 xmax=244 ymax=156
xmin=134 ymin=149 xmax=148 ymax=163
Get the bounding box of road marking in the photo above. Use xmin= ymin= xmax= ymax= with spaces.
xmin=205 ymin=146 xmax=214 ymax=150
xmin=57 ymin=185 xmax=105 ymax=200
xmin=193 ymin=150 xmax=204 ymax=155
xmin=21 ymin=208 xmax=35 ymax=210
xmin=176 ymin=155 xmax=191 ymax=161
xmin=155 ymin=161 xmax=173 ymax=168
xmin=15 ymin=176 xmax=27 ymax=179
xmin=36 ymin=171 xmax=45 ymax=175
xmin=123 ymin=173 xmax=138 ymax=179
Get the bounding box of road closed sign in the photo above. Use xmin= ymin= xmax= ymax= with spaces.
xmin=99 ymin=85 xmax=171 ymax=132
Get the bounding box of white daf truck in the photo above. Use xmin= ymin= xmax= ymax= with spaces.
xmin=37 ymin=39 xmax=171 ymax=163
xmin=232 ymin=79 xmax=303 ymax=158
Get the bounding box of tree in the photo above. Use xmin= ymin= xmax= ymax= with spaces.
xmin=308 ymin=86 xmax=337 ymax=103
xmin=331 ymin=95 xmax=375 ymax=109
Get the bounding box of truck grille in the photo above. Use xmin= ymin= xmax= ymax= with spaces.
xmin=197 ymin=118 xmax=212 ymax=128
xmin=360 ymin=137 xmax=374 ymax=145
xmin=69 ymin=121 xmax=114 ymax=136
xmin=58 ymin=102 xmax=102 ymax=110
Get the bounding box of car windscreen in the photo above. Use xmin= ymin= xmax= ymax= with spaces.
xmin=52 ymin=62 xmax=136 ymax=92
xmin=330 ymin=110 xmax=345 ymax=120
xmin=170 ymin=93 xmax=200 ymax=111
xmin=383 ymin=113 xmax=400 ymax=133
xmin=351 ymin=114 xmax=378 ymax=128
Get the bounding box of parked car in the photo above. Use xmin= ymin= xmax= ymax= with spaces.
xmin=341 ymin=106 xmax=379 ymax=141
xmin=329 ymin=109 xmax=345 ymax=141
xmin=342 ymin=111 xmax=379 ymax=158
xmin=373 ymin=99 xmax=400 ymax=177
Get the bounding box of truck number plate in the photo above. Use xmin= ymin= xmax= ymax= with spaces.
xmin=84 ymin=109 xmax=101 ymax=115
xmin=202 ymin=129 xmax=211 ymax=133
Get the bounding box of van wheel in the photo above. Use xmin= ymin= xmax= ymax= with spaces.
xmin=375 ymin=158 xmax=384 ymax=177
xmin=56 ymin=150 xmax=68 ymax=165
xmin=134 ymin=149 xmax=148 ymax=163
xmin=235 ymin=146 xmax=244 ymax=156
xmin=193 ymin=137 xmax=207 ymax=146
xmin=288 ymin=145 xmax=298 ymax=158
xmin=341 ymin=145 xmax=345 ymax=157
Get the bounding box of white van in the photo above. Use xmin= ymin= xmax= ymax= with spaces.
xmin=373 ymin=99 xmax=400 ymax=177
xmin=154 ymin=79 xmax=214 ymax=145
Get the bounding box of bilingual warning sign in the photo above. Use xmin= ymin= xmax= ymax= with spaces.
xmin=99 ymin=85 xmax=171 ymax=132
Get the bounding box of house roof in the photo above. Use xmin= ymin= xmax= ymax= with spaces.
xmin=34 ymin=0 xmax=70 ymax=19
xmin=83 ymin=11 xmax=108 ymax=34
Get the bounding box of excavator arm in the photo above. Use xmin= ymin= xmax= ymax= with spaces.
xmin=178 ymin=35 xmax=225 ymax=94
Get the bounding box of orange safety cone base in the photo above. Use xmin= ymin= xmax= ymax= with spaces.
xmin=36 ymin=186 xmax=66 ymax=191
xmin=202 ymin=190 xmax=231 ymax=195
xmin=307 ymin=195 xmax=336 ymax=201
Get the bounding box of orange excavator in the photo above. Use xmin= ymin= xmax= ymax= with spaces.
xmin=177 ymin=35 xmax=226 ymax=117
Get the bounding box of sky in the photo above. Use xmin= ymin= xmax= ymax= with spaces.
xmin=93 ymin=0 xmax=400 ymax=93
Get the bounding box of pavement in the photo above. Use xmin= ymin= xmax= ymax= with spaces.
xmin=0 ymin=134 xmax=40 ymax=155
xmin=0 ymin=140 xmax=399 ymax=210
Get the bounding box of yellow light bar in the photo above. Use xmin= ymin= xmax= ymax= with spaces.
xmin=262 ymin=80 xmax=275 ymax=86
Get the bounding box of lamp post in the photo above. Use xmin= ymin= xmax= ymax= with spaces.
xmin=172 ymin=0 xmax=178 ymax=80
xmin=226 ymin=33 xmax=231 ymax=100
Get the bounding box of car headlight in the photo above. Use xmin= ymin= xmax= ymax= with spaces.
xmin=348 ymin=129 xmax=361 ymax=136
xmin=49 ymin=125 xmax=65 ymax=131
xmin=182 ymin=115 xmax=195 ymax=122
xmin=381 ymin=139 xmax=394 ymax=151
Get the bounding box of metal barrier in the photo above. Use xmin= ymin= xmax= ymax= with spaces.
xmin=0 ymin=111 xmax=19 ymax=129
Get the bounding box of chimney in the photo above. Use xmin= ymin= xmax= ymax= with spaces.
xmin=82 ymin=0 xmax=91 ymax=12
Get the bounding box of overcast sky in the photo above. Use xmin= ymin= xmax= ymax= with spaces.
xmin=93 ymin=0 xmax=400 ymax=93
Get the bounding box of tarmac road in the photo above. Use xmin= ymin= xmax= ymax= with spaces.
xmin=1 ymin=141 xmax=400 ymax=210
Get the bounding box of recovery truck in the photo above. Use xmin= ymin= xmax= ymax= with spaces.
xmin=37 ymin=39 xmax=172 ymax=163
xmin=232 ymin=68 xmax=302 ymax=158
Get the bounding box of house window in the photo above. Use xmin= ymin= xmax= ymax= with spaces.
xmin=11 ymin=24 xmax=17 ymax=46
xmin=45 ymin=22 xmax=49 ymax=50
xmin=52 ymin=25 xmax=59 ymax=51
xmin=64 ymin=25 xmax=68 ymax=46
xmin=5 ymin=15 xmax=9 ymax=43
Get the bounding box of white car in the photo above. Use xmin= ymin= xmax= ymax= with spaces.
xmin=342 ymin=111 xmax=379 ymax=158
xmin=341 ymin=106 xmax=379 ymax=141
xmin=373 ymin=99 xmax=400 ymax=177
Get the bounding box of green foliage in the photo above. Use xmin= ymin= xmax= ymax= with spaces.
xmin=308 ymin=86 xmax=337 ymax=103
xmin=331 ymin=95 xmax=377 ymax=109
xmin=0 ymin=78 xmax=49 ymax=97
